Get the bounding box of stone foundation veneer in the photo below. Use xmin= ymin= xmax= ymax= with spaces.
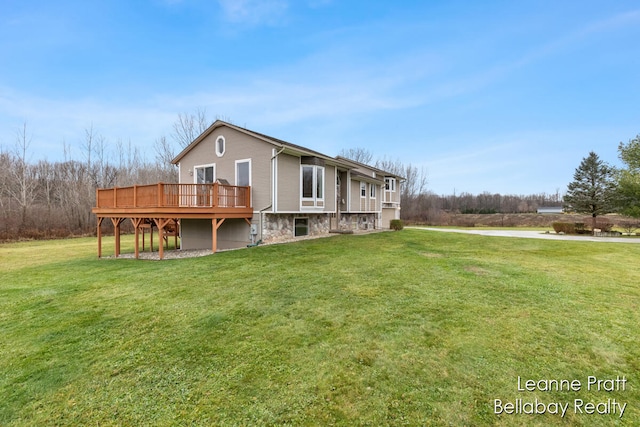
xmin=262 ymin=213 xmax=330 ymax=243
xmin=339 ymin=213 xmax=378 ymax=231
xmin=262 ymin=213 xmax=379 ymax=243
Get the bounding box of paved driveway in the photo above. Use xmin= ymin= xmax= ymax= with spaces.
xmin=412 ymin=227 xmax=640 ymax=244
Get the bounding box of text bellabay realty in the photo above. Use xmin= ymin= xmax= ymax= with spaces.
xmin=494 ymin=376 xmax=628 ymax=418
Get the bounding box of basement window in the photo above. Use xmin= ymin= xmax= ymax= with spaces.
xmin=294 ymin=218 xmax=309 ymax=237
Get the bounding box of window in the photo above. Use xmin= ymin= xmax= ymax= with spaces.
xmin=301 ymin=165 xmax=324 ymax=206
xmin=370 ymin=183 xmax=376 ymax=198
xmin=194 ymin=164 xmax=215 ymax=206
xmin=195 ymin=165 xmax=215 ymax=183
xmin=302 ymin=166 xmax=314 ymax=198
xmin=235 ymin=159 xmax=251 ymax=187
xmin=294 ymin=218 xmax=309 ymax=237
xmin=360 ymin=182 xmax=366 ymax=198
xmin=215 ymin=136 xmax=225 ymax=157
xmin=316 ymin=167 xmax=324 ymax=199
xmin=385 ymin=177 xmax=396 ymax=192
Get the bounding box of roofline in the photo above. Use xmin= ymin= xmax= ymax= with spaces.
xmin=172 ymin=120 xmax=353 ymax=168
xmin=172 ymin=120 xmax=279 ymax=164
xmin=335 ymin=156 xmax=405 ymax=179
xmin=350 ymin=170 xmax=385 ymax=184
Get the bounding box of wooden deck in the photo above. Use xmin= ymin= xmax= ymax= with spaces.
xmin=92 ymin=183 xmax=253 ymax=259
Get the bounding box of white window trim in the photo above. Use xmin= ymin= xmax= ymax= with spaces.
xmin=370 ymin=183 xmax=376 ymax=199
xmin=193 ymin=163 xmax=216 ymax=184
xmin=300 ymin=164 xmax=325 ymax=209
xmin=316 ymin=165 xmax=324 ymax=201
xmin=385 ymin=177 xmax=396 ymax=192
xmin=215 ymin=135 xmax=225 ymax=157
xmin=360 ymin=182 xmax=366 ymax=198
xmin=235 ymin=158 xmax=252 ymax=187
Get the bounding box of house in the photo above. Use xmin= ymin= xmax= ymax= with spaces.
xmin=537 ymin=206 xmax=564 ymax=214
xmin=92 ymin=120 xmax=402 ymax=258
xmin=171 ymin=121 xmax=402 ymax=250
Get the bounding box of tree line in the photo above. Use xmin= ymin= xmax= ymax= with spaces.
xmin=341 ymin=135 xmax=640 ymax=227
xmin=0 ymin=124 xmax=178 ymax=240
xmin=0 ymin=109 xmax=229 ymax=240
xmin=3 ymin=112 xmax=637 ymax=240
xmin=337 ymin=147 xmax=563 ymax=223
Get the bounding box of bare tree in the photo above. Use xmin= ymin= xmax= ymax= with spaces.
xmin=375 ymin=157 xmax=427 ymax=197
xmin=81 ymin=124 xmax=94 ymax=170
xmin=8 ymin=123 xmax=37 ymax=228
xmin=34 ymin=160 xmax=57 ymax=228
xmin=338 ymin=147 xmax=374 ymax=165
xmin=171 ymin=107 xmax=211 ymax=148
xmin=155 ymin=135 xmax=176 ymax=165
xmin=0 ymin=148 xmax=12 ymax=234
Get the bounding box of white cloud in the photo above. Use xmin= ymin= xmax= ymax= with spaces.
xmin=217 ymin=0 xmax=288 ymax=26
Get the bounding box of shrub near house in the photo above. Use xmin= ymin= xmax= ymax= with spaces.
xmin=553 ymin=218 xmax=614 ymax=235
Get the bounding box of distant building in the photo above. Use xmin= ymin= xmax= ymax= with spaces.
xmin=537 ymin=206 xmax=564 ymax=214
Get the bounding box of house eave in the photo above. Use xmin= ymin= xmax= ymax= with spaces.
xmin=172 ymin=120 xmax=353 ymax=168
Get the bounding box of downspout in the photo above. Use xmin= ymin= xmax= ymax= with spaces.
xmin=259 ymin=146 xmax=286 ymax=242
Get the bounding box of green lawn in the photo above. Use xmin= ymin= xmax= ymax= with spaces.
xmin=0 ymin=230 xmax=638 ymax=426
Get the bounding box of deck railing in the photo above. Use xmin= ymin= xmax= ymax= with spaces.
xmin=96 ymin=183 xmax=251 ymax=209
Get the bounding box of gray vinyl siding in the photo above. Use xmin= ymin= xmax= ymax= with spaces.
xmin=276 ymin=154 xmax=337 ymax=213
xmin=338 ymin=171 xmax=348 ymax=213
xmin=350 ymin=179 xmax=361 ymax=211
xmin=181 ymin=218 xmax=252 ymax=250
xmin=384 ymin=187 xmax=400 ymax=204
xmin=324 ymin=166 xmax=336 ymax=212
xmin=177 ymin=126 xmax=273 ymax=210
xmin=180 ymin=219 xmax=212 ymax=250
xmin=276 ymin=153 xmax=300 ymax=212
xmin=347 ymin=179 xmax=381 ymax=213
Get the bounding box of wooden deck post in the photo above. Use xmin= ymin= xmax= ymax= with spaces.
xmin=111 ymin=218 xmax=124 ymax=258
xmin=131 ymin=218 xmax=144 ymax=259
xmin=212 ymin=218 xmax=225 ymax=253
xmin=174 ymin=219 xmax=179 ymax=249
xmin=153 ymin=218 xmax=172 ymax=260
xmin=97 ymin=217 xmax=104 ymax=258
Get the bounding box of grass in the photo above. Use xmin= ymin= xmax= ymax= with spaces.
xmin=0 ymin=230 xmax=638 ymax=426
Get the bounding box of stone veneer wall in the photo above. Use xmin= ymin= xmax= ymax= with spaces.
xmin=338 ymin=213 xmax=378 ymax=231
xmin=262 ymin=213 xmax=379 ymax=243
xmin=262 ymin=213 xmax=330 ymax=243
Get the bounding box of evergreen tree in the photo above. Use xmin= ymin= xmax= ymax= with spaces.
xmin=616 ymin=135 xmax=640 ymax=218
xmin=564 ymin=151 xmax=617 ymax=230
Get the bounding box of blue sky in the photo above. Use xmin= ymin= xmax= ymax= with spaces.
xmin=1 ymin=0 xmax=639 ymax=195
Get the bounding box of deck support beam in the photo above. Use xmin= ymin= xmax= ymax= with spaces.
xmin=131 ymin=218 xmax=144 ymax=259
xmin=97 ymin=217 xmax=104 ymax=258
xmin=110 ymin=217 xmax=125 ymax=258
xmin=212 ymin=218 xmax=226 ymax=253
xmin=153 ymin=218 xmax=173 ymax=260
